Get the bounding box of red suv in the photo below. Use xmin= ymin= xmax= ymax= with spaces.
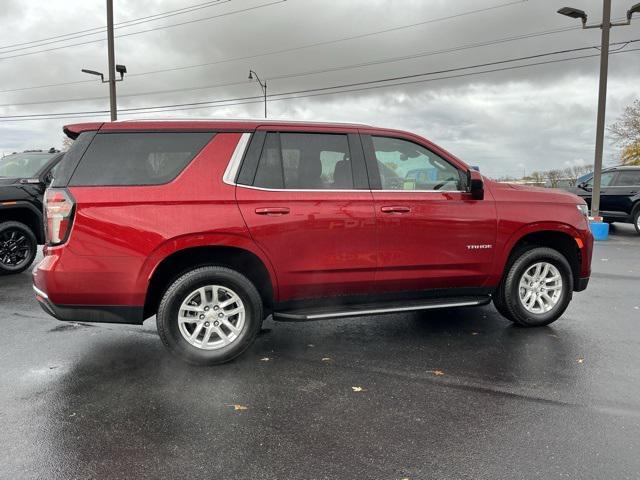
xmin=33 ymin=120 xmax=593 ymax=365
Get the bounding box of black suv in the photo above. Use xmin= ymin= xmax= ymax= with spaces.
xmin=568 ymin=166 xmax=640 ymax=234
xmin=0 ymin=149 xmax=62 ymax=274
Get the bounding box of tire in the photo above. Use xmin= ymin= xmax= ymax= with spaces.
xmin=0 ymin=221 xmax=37 ymax=275
xmin=634 ymin=208 xmax=640 ymax=235
xmin=156 ymin=266 xmax=263 ymax=366
xmin=498 ymin=247 xmax=573 ymax=327
xmin=492 ymin=282 xmax=514 ymax=321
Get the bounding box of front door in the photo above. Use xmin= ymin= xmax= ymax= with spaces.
xmin=235 ymin=129 xmax=376 ymax=302
xmin=362 ymin=134 xmax=497 ymax=294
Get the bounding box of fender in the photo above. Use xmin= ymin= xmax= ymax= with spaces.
xmin=136 ymin=231 xmax=280 ymax=300
xmin=0 ymin=201 xmax=45 ymax=243
xmin=488 ymin=221 xmax=586 ymax=286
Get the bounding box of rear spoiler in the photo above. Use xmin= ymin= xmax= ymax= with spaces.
xmin=63 ymin=122 xmax=104 ymax=140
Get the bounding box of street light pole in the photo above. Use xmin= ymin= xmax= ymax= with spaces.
xmin=248 ymin=70 xmax=267 ymax=119
xmin=106 ymin=0 xmax=117 ymax=121
xmin=558 ymin=1 xmax=640 ymax=218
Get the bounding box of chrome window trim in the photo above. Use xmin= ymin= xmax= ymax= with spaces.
xmin=223 ymin=133 xmax=252 ymax=186
xmin=235 ymin=184 xmax=465 ymax=193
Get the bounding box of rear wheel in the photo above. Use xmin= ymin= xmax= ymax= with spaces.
xmin=498 ymin=247 xmax=573 ymax=327
xmin=156 ymin=266 xmax=263 ymax=365
xmin=0 ymin=221 xmax=37 ymax=275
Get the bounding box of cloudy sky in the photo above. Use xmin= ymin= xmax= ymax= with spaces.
xmin=0 ymin=0 xmax=639 ymax=178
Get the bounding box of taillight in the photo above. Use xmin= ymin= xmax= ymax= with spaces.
xmin=44 ymin=188 xmax=75 ymax=245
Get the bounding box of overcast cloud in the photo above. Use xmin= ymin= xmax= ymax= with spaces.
xmin=0 ymin=0 xmax=639 ymax=177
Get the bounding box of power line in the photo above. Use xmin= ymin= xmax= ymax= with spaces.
xmin=3 ymin=37 xmax=636 ymax=108
xmin=0 ymin=18 xmax=578 ymax=95
xmin=0 ymin=0 xmax=230 ymax=52
xmin=0 ymin=1 xmax=287 ymax=60
xmin=1 ymin=45 xmax=638 ymax=122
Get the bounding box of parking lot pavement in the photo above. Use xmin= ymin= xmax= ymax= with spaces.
xmin=1 ymin=226 xmax=639 ymax=480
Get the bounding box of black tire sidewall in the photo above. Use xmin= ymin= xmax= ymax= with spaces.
xmin=157 ymin=267 xmax=263 ymax=365
xmin=0 ymin=221 xmax=37 ymax=275
xmin=503 ymin=247 xmax=573 ymax=327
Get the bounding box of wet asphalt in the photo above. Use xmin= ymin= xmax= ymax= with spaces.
xmin=1 ymin=224 xmax=639 ymax=480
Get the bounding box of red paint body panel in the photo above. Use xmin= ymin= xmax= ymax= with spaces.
xmin=34 ymin=120 xmax=593 ymax=317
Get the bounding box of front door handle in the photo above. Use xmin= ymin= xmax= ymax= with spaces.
xmin=381 ymin=206 xmax=411 ymax=214
xmin=255 ymin=207 xmax=290 ymax=216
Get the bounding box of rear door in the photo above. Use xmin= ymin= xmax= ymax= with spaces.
xmin=607 ymin=170 xmax=640 ymax=219
xmin=235 ymin=128 xmax=376 ymax=302
xmin=362 ymin=133 xmax=497 ymax=293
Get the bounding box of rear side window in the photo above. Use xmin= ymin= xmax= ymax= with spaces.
xmin=614 ymin=171 xmax=640 ymax=186
xmin=69 ymin=132 xmax=213 ymax=186
xmin=253 ymin=132 xmax=354 ymax=190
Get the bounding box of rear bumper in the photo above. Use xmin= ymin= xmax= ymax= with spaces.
xmin=34 ymin=285 xmax=144 ymax=325
xmin=575 ymin=276 xmax=590 ymax=292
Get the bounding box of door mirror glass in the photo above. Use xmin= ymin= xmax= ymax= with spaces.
xmin=468 ymin=170 xmax=484 ymax=200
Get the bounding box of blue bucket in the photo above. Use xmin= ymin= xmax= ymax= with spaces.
xmin=590 ymin=221 xmax=609 ymax=241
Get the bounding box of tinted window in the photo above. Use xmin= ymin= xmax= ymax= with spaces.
xmin=70 ymin=132 xmax=213 ymax=186
xmin=372 ymin=136 xmax=461 ymax=191
xmin=585 ymin=171 xmax=616 ymax=188
xmin=614 ymin=171 xmax=640 ymax=186
xmin=253 ymin=133 xmax=353 ymax=190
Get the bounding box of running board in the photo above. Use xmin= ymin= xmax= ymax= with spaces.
xmin=273 ymin=296 xmax=491 ymax=322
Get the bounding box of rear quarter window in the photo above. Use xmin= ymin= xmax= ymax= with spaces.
xmin=69 ymin=132 xmax=213 ymax=186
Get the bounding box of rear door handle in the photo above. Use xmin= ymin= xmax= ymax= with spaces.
xmin=381 ymin=206 xmax=411 ymax=214
xmin=255 ymin=207 xmax=290 ymax=216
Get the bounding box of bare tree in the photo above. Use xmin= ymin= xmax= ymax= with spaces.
xmin=609 ymin=99 xmax=640 ymax=165
xmin=546 ymin=169 xmax=562 ymax=188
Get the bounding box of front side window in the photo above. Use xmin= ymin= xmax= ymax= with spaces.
xmin=372 ymin=136 xmax=461 ymax=191
xmin=585 ymin=171 xmax=616 ymax=188
xmin=614 ymin=171 xmax=640 ymax=187
xmin=69 ymin=132 xmax=213 ymax=186
xmin=253 ymin=133 xmax=354 ymax=190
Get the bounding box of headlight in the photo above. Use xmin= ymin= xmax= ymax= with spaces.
xmin=577 ymin=204 xmax=589 ymax=217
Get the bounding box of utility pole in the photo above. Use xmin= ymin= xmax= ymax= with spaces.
xmin=106 ymin=0 xmax=117 ymax=121
xmin=558 ymin=2 xmax=640 ymax=218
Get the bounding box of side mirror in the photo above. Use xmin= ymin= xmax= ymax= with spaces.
xmin=468 ymin=170 xmax=484 ymax=200
xmin=578 ymin=182 xmax=591 ymax=191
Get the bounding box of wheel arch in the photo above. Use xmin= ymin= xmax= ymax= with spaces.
xmin=142 ymin=242 xmax=277 ymax=320
xmin=0 ymin=203 xmax=44 ymax=243
xmin=496 ymin=223 xmax=583 ymax=290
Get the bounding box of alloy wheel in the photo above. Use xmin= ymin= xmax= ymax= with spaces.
xmin=0 ymin=229 xmax=32 ymax=268
xmin=177 ymin=285 xmax=246 ymax=350
xmin=518 ymin=262 xmax=563 ymax=314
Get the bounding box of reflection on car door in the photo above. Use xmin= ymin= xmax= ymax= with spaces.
xmin=235 ymin=129 xmax=377 ymax=302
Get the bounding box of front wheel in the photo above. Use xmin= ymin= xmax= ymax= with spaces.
xmin=634 ymin=209 xmax=640 ymax=235
xmin=498 ymin=247 xmax=573 ymax=327
xmin=156 ymin=266 xmax=263 ymax=365
xmin=0 ymin=221 xmax=37 ymax=275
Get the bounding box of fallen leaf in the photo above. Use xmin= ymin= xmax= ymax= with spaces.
xmin=229 ymin=404 xmax=248 ymax=411
xmin=427 ymin=370 xmax=445 ymax=376
xmin=260 ymin=357 xmax=271 ymax=362
xmin=352 ymin=386 xmax=366 ymax=392
xmin=321 ymin=357 xmax=332 ymax=362
xmin=576 ymin=358 xmax=584 ymax=364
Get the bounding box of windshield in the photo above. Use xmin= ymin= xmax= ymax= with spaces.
xmin=0 ymin=152 xmax=57 ymax=178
